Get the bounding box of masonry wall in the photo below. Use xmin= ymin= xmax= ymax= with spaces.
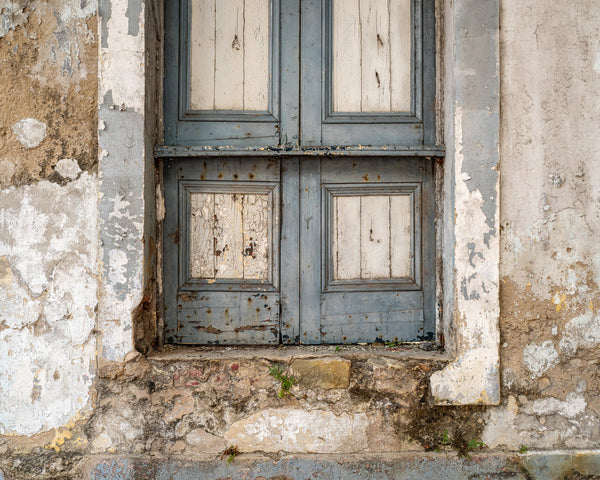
xmin=0 ymin=0 xmax=600 ymax=479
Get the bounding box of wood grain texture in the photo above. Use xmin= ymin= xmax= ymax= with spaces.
xmin=390 ymin=0 xmax=412 ymax=111
xmin=177 ymin=291 xmax=279 ymax=344
xmin=190 ymin=193 xmax=215 ymax=278
xmin=333 ymin=196 xmax=361 ymax=280
xmin=360 ymin=0 xmax=391 ymax=112
xmin=360 ymin=195 xmax=390 ymax=278
xmin=332 ymin=0 xmax=361 ymax=112
xmin=332 ymin=0 xmax=411 ymax=113
xmin=242 ymin=193 xmax=271 ymax=280
xmin=214 ymin=193 xmax=244 ymax=278
xmin=215 ymin=0 xmax=245 ymax=109
xmin=243 ymin=0 xmax=270 ymax=110
xmin=390 ymin=195 xmax=412 ymax=277
xmin=190 ymin=0 xmax=270 ymax=111
xmin=190 ymin=0 xmax=216 ymax=110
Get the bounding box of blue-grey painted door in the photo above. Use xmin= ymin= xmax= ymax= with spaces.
xmin=290 ymin=157 xmax=435 ymax=344
xmin=164 ymin=156 xmax=434 ymax=345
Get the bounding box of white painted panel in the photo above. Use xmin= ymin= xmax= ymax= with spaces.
xmin=360 ymin=0 xmax=391 ymax=112
xmin=243 ymin=0 xmax=270 ymax=110
xmin=390 ymin=0 xmax=412 ymax=111
xmin=190 ymin=0 xmax=216 ymax=110
xmin=334 ymin=196 xmax=361 ymax=280
xmin=214 ymin=0 xmax=245 ymax=110
xmin=214 ymin=193 xmax=244 ymax=278
xmin=332 ymin=0 xmax=362 ymax=112
xmin=390 ymin=195 xmax=412 ymax=277
xmin=360 ymin=195 xmax=390 ymax=278
xmin=190 ymin=193 xmax=215 ymax=278
xmin=242 ymin=193 xmax=271 ymax=280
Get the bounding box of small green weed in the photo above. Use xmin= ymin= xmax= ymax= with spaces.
xmin=222 ymin=445 xmax=239 ymax=464
xmin=467 ymin=439 xmax=485 ymax=451
xmin=269 ymin=364 xmax=296 ymax=398
xmin=519 ymin=445 xmax=528 ymax=454
xmin=335 ymin=345 xmax=341 ymax=352
xmin=441 ymin=430 xmax=450 ymax=445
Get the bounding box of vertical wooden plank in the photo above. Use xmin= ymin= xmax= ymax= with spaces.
xmin=190 ymin=193 xmax=216 ymax=278
xmin=390 ymin=195 xmax=412 ymax=277
xmin=332 ymin=0 xmax=362 ymax=112
xmin=334 ymin=196 xmax=361 ymax=280
xmin=299 ymin=158 xmax=321 ymax=342
xmin=360 ymin=0 xmax=391 ymax=112
xmin=243 ymin=0 xmax=270 ymax=110
xmin=214 ymin=0 xmax=245 ymax=109
xmin=390 ymin=0 xmax=412 ymax=112
xmin=360 ymin=195 xmax=390 ymax=278
xmin=214 ymin=193 xmax=244 ymax=278
xmin=280 ymin=0 xmax=299 ymax=146
xmin=242 ymin=193 xmax=270 ymax=280
xmin=190 ymin=0 xmax=216 ymax=110
xmin=281 ymin=158 xmax=300 ymax=342
xmin=300 ymin=0 xmax=322 ymax=144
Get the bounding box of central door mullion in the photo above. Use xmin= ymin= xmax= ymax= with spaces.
xmin=299 ymin=157 xmax=322 ymax=343
xmin=280 ymin=157 xmax=300 ymax=343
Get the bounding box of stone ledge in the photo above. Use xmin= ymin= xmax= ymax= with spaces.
xmin=148 ymin=344 xmax=450 ymax=363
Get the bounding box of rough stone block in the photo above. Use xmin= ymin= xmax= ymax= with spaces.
xmin=290 ymin=357 xmax=351 ymax=389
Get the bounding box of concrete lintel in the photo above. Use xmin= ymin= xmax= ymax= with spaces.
xmin=431 ymin=0 xmax=501 ymax=405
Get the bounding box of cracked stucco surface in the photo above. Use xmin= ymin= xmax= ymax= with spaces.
xmin=0 ymin=172 xmax=97 ymax=435
xmin=484 ymin=0 xmax=600 ymax=449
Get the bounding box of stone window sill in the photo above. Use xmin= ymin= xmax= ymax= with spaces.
xmin=147 ymin=343 xmax=450 ymax=363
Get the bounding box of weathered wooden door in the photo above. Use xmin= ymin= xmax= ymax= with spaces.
xmin=162 ymin=0 xmax=438 ymax=344
xmin=164 ymin=156 xmax=435 ymax=344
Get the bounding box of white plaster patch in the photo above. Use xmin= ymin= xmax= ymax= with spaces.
xmin=0 ymin=160 xmax=16 ymax=184
xmin=0 ymin=2 xmax=29 ymax=38
xmin=0 ymin=173 xmax=98 ymax=435
xmin=523 ymin=340 xmax=559 ymax=378
xmin=595 ymin=49 xmax=600 ymax=73
xmin=559 ymin=314 xmax=600 ymax=356
xmin=0 ymin=328 xmax=96 ymax=435
xmin=224 ymin=409 xmax=369 ymax=453
xmin=99 ymin=0 xmax=145 ymax=113
xmin=55 ymin=158 xmax=82 ymax=180
xmin=12 ymin=118 xmax=47 ymax=149
xmin=520 ymin=392 xmax=587 ymax=419
xmin=482 ymin=396 xmax=521 ymax=448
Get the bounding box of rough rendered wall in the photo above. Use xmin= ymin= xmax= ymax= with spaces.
xmin=0 ymin=0 xmax=98 ymax=436
xmin=484 ymin=0 xmax=600 ymax=449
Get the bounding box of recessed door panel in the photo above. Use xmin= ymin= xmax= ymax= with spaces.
xmin=164 ymin=158 xmax=281 ymax=344
xmin=298 ymin=157 xmax=435 ymax=344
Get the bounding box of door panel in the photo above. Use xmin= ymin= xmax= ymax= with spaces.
xmin=163 ymin=158 xmax=281 ymax=344
xmin=298 ymin=157 xmax=435 ymax=344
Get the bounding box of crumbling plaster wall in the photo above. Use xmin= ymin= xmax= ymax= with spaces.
xmin=0 ymin=0 xmax=99 ymax=436
xmin=483 ymin=0 xmax=600 ymax=450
